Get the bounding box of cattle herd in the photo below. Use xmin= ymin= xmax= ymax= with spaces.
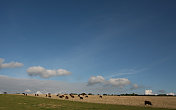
xmin=22 ymin=93 xmax=153 ymax=106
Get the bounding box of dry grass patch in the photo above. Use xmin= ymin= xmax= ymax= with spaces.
xmin=27 ymin=94 xmax=176 ymax=109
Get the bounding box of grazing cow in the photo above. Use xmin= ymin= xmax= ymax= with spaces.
xmin=78 ymin=94 xmax=80 ymax=97
xmin=37 ymin=94 xmax=39 ymax=96
xmin=59 ymin=96 xmax=63 ymax=98
xmin=26 ymin=94 xmax=27 ymax=96
xmin=46 ymin=94 xmax=47 ymax=97
xmin=99 ymin=95 xmax=102 ymax=98
xmin=48 ymin=95 xmax=51 ymax=98
xmin=85 ymin=95 xmax=88 ymax=98
xmin=145 ymin=101 xmax=152 ymax=105
xmin=65 ymin=96 xmax=69 ymax=99
xmin=22 ymin=93 xmax=25 ymax=95
xmin=69 ymin=94 xmax=74 ymax=98
xmin=80 ymin=97 xmax=83 ymax=99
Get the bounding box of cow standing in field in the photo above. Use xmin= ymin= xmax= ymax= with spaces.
xmin=99 ymin=95 xmax=102 ymax=98
xmin=80 ymin=97 xmax=83 ymax=99
xmin=59 ymin=96 xmax=63 ymax=98
xmin=145 ymin=101 xmax=152 ymax=105
xmin=78 ymin=94 xmax=80 ymax=97
xmin=70 ymin=94 xmax=74 ymax=98
xmin=46 ymin=94 xmax=47 ymax=97
xmin=48 ymin=93 xmax=51 ymax=98
xmin=85 ymin=95 xmax=88 ymax=98
xmin=65 ymin=96 xmax=69 ymax=99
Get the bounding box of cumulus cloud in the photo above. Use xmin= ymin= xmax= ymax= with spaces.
xmin=107 ymin=78 xmax=131 ymax=87
xmin=24 ymin=89 xmax=31 ymax=93
xmin=88 ymin=75 xmax=131 ymax=88
xmin=87 ymin=76 xmax=105 ymax=85
xmin=27 ymin=66 xmax=71 ymax=78
xmin=0 ymin=58 xmax=23 ymax=69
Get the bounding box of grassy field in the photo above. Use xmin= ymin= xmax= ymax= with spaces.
xmin=27 ymin=94 xmax=176 ymax=109
xmin=0 ymin=94 xmax=174 ymax=110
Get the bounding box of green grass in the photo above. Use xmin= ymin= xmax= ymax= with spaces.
xmin=0 ymin=94 xmax=173 ymax=110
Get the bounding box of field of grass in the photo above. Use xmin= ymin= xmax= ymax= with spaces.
xmin=27 ymin=94 xmax=176 ymax=109
xmin=0 ymin=94 xmax=174 ymax=110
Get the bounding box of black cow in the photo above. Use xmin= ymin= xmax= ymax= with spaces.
xmin=99 ymin=95 xmax=102 ymax=98
xmin=70 ymin=95 xmax=74 ymax=98
xmin=145 ymin=101 xmax=152 ymax=105
xmin=85 ymin=95 xmax=88 ymax=98
xmin=59 ymin=96 xmax=63 ymax=98
xmin=80 ymin=97 xmax=83 ymax=99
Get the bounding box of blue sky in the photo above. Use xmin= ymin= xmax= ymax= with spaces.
xmin=0 ymin=0 xmax=176 ymax=94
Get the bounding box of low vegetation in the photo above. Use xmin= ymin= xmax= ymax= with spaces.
xmin=0 ymin=94 xmax=174 ymax=110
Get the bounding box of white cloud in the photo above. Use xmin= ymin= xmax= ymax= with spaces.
xmin=24 ymin=89 xmax=31 ymax=93
xmin=107 ymin=78 xmax=131 ymax=87
xmin=0 ymin=58 xmax=23 ymax=69
xmin=27 ymin=66 xmax=71 ymax=78
xmin=87 ymin=76 xmax=105 ymax=85
xmin=88 ymin=75 xmax=131 ymax=88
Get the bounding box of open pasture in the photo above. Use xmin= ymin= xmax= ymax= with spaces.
xmin=0 ymin=94 xmax=175 ymax=110
xmin=24 ymin=94 xmax=176 ymax=109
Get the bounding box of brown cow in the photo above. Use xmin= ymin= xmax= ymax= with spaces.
xmin=65 ymin=96 xmax=69 ymax=99
xmin=99 ymin=95 xmax=102 ymax=98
